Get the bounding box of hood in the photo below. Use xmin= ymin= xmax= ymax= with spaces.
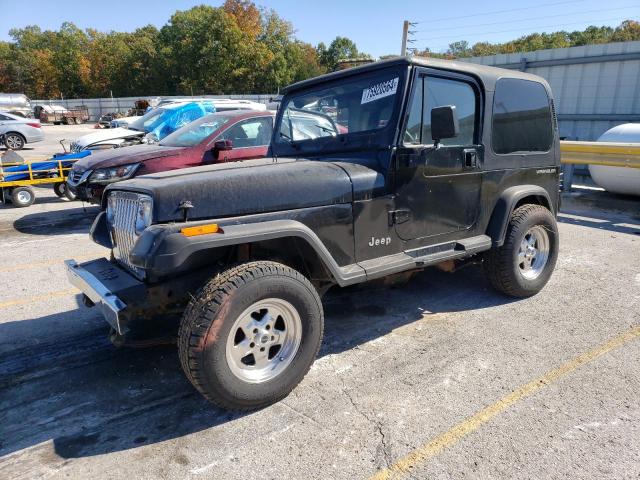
xmin=107 ymin=158 xmax=362 ymax=222
xmin=73 ymin=144 xmax=185 ymax=170
xmin=74 ymin=127 xmax=144 ymax=148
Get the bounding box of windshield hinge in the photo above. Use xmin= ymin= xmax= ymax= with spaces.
xmin=388 ymin=209 xmax=411 ymax=226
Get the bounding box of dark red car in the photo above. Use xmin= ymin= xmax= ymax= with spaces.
xmin=67 ymin=110 xmax=275 ymax=204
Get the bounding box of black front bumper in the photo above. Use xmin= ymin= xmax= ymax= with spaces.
xmin=66 ymin=256 xmax=211 ymax=335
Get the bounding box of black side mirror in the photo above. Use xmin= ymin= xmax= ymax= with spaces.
xmin=213 ymin=139 xmax=233 ymax=151
xmin=431 ymin=105 xmax=459 ymax=144
xmin=212 ymin=139 xmax=233 ymax=160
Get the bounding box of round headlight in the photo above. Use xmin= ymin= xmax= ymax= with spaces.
xmin=106 ymin=194 xmax=116 ymax=225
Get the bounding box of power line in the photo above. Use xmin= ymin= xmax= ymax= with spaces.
xmin=412 ymin=0 xmax=587 ymax=24
xmin=411 ymin=5 xmax=639 ymax=34
xmin=413 ymin=16 xmax=638 ymax=43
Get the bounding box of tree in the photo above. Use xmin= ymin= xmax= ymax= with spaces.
xmin=160 ymin=5 xmax=249 ymax=94
xmin=1 ymin=10 xmax=637 ymax=99
xmin=223 ymin=0 xmax=261 ymax=38
xmin=318 ymin=36 xmax=363 ymax=71
xmin=447 ymin=41 xmax=470 ymax=57
xmin=50 ymin=22 xmax=89 ymax=97
xmin=611 ymin=20 xmax=640 ymax=42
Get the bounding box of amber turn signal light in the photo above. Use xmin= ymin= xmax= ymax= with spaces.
xmin=180 ymin=224 xmax=221 ymax=236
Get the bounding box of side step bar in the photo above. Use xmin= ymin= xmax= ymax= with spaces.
xmin=359 ymin=235 xmax=492 ymax=282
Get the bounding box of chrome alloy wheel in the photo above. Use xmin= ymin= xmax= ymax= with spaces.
xmin=517 ymin=226 xmax=550 ymax=280
xmin=5 ymin=134 xmax=24 ymax=150
xmin=225 ymin=298 xmax=302 ymax=384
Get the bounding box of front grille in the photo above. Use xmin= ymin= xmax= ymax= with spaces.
xmin=110 ymin=191 xmax=148 ymax=278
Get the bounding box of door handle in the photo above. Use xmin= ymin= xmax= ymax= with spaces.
xmin=463 ymin=149 xmax=477 ymax=168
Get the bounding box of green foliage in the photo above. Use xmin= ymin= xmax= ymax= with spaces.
xmin=4 ymin=5 xmax=637 ymax=99
xmin=0 ymin=3 xmax=365 ymax=98
xmin=419 ymin=20 xmax=640 ymax=59
xmin=317 ymin=36 xmax=372 ymax=71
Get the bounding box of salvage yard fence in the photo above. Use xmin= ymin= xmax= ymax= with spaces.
xmin=31 ymin=94 xmax=275 ymax=122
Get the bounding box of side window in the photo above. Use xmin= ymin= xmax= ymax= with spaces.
xmin=403 ymin=75 xmax=476 ymax=146
xmin=424 ymin=77 xmax=476 ymax=146
xmin=0 ymin=114 xmax=10 ymax=121
xmin=221 ymin=117 xmax=273 ymax=148
xmin=492 ymin=78 xmax=553 ymax=154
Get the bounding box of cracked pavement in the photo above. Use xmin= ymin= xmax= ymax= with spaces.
xmin=0 ymin=187 xmax=639 ymax=479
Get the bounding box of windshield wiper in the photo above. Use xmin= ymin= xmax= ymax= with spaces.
xmin=314 ymin=124 xmax=336 ymax=135
xmin=279 ymin=131 xmax=301 ymax=150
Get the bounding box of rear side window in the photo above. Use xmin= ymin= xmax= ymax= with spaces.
xmin=492 ymin=79 xmax=553 ymax=154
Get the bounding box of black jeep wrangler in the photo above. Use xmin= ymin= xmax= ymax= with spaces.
xmin=66 ymin=57 xmax=560 ymax=410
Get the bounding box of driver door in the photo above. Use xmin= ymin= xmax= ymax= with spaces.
xmin=394 ymin=69 xmax=483 ymax=242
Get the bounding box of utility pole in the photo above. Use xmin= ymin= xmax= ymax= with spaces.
xmin=400 ymin=20 xmax=409 ymax=56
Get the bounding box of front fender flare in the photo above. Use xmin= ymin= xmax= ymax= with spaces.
xmin=129 ymin=219 xmax=365 ymax=286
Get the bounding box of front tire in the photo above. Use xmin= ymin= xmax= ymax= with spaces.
xmin=53 ymin=182 xmax=66 ymax=198
xmin=4 ymin=133 xmax=25 ymax=150
xmin=178 ymin=261 xmax=324 ymax=410
xmin=483 ymin=204 xmax=559 ymax=297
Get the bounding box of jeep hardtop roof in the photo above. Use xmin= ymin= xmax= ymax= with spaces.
xmin=282 ymin=56 xmax=549 ymax=94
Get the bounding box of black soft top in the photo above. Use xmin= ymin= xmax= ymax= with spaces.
xmin=281 ymin=56 xmax=550 ymax=94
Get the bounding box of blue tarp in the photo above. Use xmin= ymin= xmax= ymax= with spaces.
xmin=139 ymin=102 xmax=217 ymax=140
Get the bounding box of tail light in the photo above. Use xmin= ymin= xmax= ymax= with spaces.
xmin=26 ymin=122 xmax=41 ymax=128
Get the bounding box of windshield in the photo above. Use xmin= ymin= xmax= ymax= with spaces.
xmin=128 ymin=102 xmax=216 ymax=138
xmin=160 ymin=114 xmax=232 ymax=147
xmin=276 ymin=68 xmax=403 ymax=153
xmin=128 ymin=108 xmax=163 ymax=132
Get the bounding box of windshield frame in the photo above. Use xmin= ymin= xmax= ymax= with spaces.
xmin=272 ymin=65 xmax=408 ymax=158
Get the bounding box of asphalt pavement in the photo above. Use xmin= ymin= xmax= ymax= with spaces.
xmin=0 ymin=187 xmax=638 ymax=480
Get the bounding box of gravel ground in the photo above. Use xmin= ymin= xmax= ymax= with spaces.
xmin=0 ymin=187 xmax=638 ymax=480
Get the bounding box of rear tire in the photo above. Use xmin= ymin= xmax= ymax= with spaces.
xmin=178 ymin=261 xmax=324 ymax=410
xmin=11 ymin=186 xmax=35 ymax=207
xmin=483 ymin=204 xmax=558 ymax=297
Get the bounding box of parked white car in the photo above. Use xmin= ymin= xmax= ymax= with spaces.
xmin=0 ymin=112 xmax=44 ymax=150
xmin=156 ymin=98 xmax=267 ymax=111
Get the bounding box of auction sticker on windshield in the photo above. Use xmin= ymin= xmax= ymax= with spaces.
xmin=361 ymin=77 xmax=399 ymax=104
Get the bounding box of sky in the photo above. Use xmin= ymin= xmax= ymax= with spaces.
xmin=0 ymin=0 xmax=638 ymax=57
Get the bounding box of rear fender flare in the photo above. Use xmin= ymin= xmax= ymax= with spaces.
xmin=486 ymin=185 xmax=553 ymax=247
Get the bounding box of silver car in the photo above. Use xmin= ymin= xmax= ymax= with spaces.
xmin=0 ymin=112 xmax=45 ymax=150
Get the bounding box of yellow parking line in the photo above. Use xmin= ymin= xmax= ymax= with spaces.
xmin=0 ymin=288 xmax=79 ymax=309
xmin=0 ymin=254 xmax=103 ymax=273
xmin=369 ymin=325 xmax=640 ymax=480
